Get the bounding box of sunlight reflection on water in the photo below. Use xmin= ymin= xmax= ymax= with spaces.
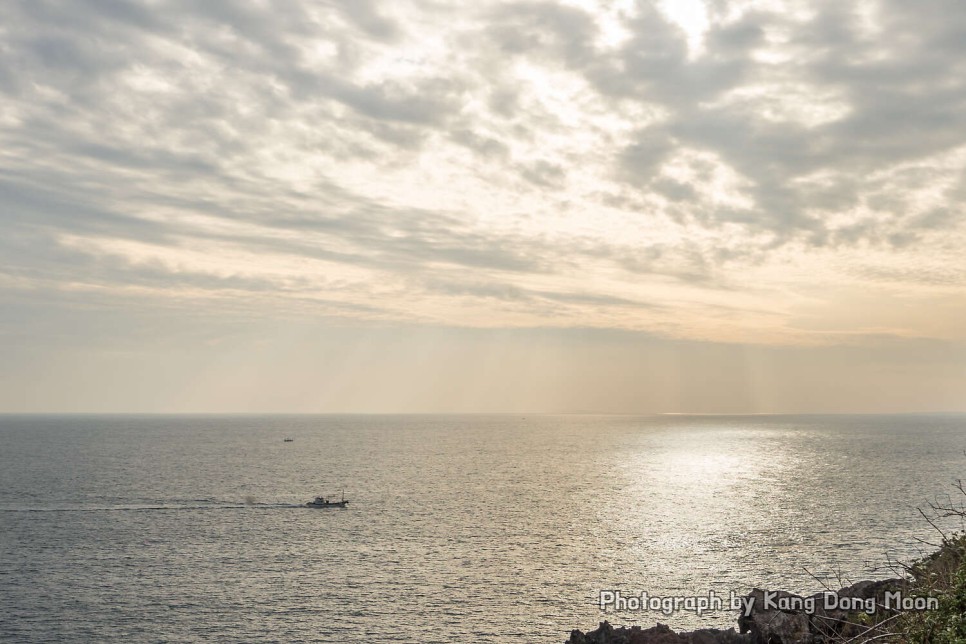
xmin=1 ymin=414 xmax=964 ymax=642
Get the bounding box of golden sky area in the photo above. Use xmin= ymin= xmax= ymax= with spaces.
xmin=0 ymin=0 xmax=964 ymax=412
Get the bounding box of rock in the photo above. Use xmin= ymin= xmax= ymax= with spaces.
xmin=738 ymin=589 xmax=813 ymax=644
xmin=689 ymin=628 xmax=752 ymax=643
xmin=737 ymin=580 xmax=906 ymax=643
xmin=735 ymin=590 xmax=808 ymax=644
xmin=566 ymin=620 xmax=751 ymax=643
xmin=571 ymin=578 xmax=908 ymax=644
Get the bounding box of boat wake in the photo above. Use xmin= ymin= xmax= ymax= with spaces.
xmin=0 ymin=502 xmax=307 ymax=513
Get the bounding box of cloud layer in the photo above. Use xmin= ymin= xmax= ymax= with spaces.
xmin=2 ymin=0 xmax=965 ymax=347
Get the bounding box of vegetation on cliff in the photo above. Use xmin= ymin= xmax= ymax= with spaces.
xmin=895 ymin=509 xmax=966 ymax=642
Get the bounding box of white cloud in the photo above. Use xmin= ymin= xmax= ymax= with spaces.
xmin=0 ymin=0 xmax=964 ymax=349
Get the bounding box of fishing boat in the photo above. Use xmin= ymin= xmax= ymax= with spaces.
xmin=305 ymin=490 xmax=348 ymax=508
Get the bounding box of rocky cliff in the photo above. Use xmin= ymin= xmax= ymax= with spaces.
xmin=567 ymin=578 xmax=907 ymax=644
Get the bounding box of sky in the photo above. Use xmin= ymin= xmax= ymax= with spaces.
xmin=0 ymin=0 xmax=964 ymax=413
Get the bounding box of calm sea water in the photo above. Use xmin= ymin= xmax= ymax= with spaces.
xmin=2 ymin=414 xmax=965 ymax=642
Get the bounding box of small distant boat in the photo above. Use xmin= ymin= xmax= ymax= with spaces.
xmin=305 ymin=490 xmax=348 ymax=508
xmin=283 ymin=438 xmax=294 ymax=442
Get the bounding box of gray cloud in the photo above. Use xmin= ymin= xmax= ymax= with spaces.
xmin=0 ymin=0 xmax=964 ymax=341
xmin=485 ymin=1 xmax=599 ymax=67
xmin=571 ymin=1 xmax=966 ymax=245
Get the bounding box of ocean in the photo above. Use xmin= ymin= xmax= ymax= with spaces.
xmin=1 ymin=414 xmax=964 ymax=642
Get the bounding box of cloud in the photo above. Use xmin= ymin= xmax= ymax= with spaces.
xmin=0 ymin=0 xmax=964 ymax=348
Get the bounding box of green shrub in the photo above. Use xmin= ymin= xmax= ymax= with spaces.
xmin=898 ymin=534 xmax=966 ymax=644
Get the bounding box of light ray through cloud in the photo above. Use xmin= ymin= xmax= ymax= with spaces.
xmin=0 ymin=0 xmax=964 ymax=411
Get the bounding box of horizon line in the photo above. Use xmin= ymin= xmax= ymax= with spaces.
xmin=1 ymin=411 xmax=965 ymax=417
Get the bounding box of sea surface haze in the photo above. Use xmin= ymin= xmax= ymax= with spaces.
xmin=1 ymin=414 xmax=964 ymax=642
